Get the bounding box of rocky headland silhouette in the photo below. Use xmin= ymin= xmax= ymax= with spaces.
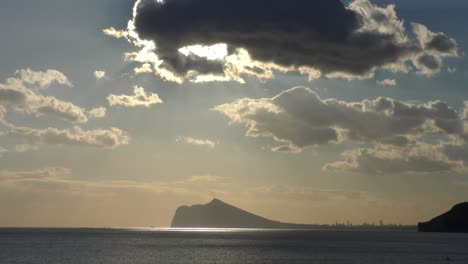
xmin=171 ymin=198 xmax=415 ymax=230
xmin=418 ymin=202 xmax=468 ymax=233
xmin=171 ymin=198 xmax=316 ymax=229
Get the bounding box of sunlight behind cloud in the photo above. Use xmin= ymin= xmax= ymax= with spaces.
xmin=179 ymin=44 xmax=228 ymax=60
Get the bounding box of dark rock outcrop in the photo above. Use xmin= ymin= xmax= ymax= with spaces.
xmin=171 ymin=198 xmax=315 ymax=229
xmin=418 ymin=202 xmax=468 ymax=233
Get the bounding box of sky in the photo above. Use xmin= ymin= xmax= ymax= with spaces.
xmin=0 ymin=0 xmax=467 ymax=227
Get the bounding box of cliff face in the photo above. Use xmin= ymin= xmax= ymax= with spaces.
xmin=418 ymin=202 xmax=468 ymax=233
xmin=171 ymin=199 xmax=314 ymax=229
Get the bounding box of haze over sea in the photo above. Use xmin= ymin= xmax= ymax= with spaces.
xmin=1 ymin=228 xmax=468 ymax=264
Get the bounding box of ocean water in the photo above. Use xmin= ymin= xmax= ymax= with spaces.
xmin=1 ymin=228 xmax=468 ymax=264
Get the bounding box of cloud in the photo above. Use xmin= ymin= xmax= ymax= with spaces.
xmin=88 ymin=107 xmax=107 ymax=119
xmin=0 ymin=144 xmax=39 ymax=158
xmin=0 ymin=105 xmax=5 ymax=121
xmin=249 ymin=185 xmax=380 ymax=202
xmin=3 ymin=122 xmax=129 ymax=149
xmin=103 ymin=27 xmax=128 ymax=39
xmin=0 ymin=167 xmax=229 ymax=198
xmin=377 ymin=79 xmax=397 ymax=86
xmin=94 ymin=71 xmax=106 ymax=80
xmin=411 ymin=23 xmax=459 ymax=75
xmin=176 ymin=136 xmax=217 ymax=149
xmin=0 ymin=167 xmax=71 ymax=180
xmin=215 ymin=90 xmax=468 ymax=174
xmin=325 ymin=98 xmax=468 ymax=176
xmin=108 ymin=86 xmax=163 ymax=107
xmin=107 ymin=0 xmax=458 ymax=83
xmin=0 ymin=70 xmax=130 ymax=152
xmin=271 ymin=145 xmax=302 ymax=154
xmin=214 ymin=87 xmax=464 ymax=150
xmin=323 ymin=142 xmax=464 ymax=175
xmin=7 ymin=68 xmax=73 ymax=89
xmin=184 ymin=175 xmax=226 ymax=183
xmin=464 ymin=101 xmax=468 ymax=119
xmin=0 ymin=70 xmax=88 ymax=123
xmin=443 ymin=142 xmax=468 ymax=166
xmin=0 ymin=146 xmax=7 ymax=158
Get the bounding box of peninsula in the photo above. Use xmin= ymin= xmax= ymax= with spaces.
xmin=171 ymin=198 xmax=415 ymax=230
xmin=171 ymin=198 xmax=315 ymax=229
xmin=418 ymin=202 xmax=468 ymax=233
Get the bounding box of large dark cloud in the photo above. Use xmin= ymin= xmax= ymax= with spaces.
xmin=125 ymin=0 xmax=458 ymax=81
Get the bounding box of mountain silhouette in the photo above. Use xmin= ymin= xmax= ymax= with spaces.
xmin=418 ymin=202 xmax=468 ymax=233
xmin=171 ymin=198 xmax=316 ymax=229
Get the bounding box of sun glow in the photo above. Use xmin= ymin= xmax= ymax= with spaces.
xmin=178 ymin=44 xmax=229 ymax=60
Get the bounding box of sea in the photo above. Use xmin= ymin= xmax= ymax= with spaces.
xmin=1 ymin=228 xmax=468 ymax=264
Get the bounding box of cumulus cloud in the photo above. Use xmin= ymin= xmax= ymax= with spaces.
xmin=176 ymin=136 xmax=217 ymax=149
xmin=411 ymin=23 xmax=459 ymax=76
xmin=0 ymin=70 xmax=130 ymax=153
xmin=0 ymin=70 xmax=88 ymax=123
xmin=323 ymin=142 xmax=465 ymax=175
xmin=271 ymin=145 xmax=302 ymax=154
xmin=94 ymin=71 xmax=106 ymax=80
xmin=106 ymin=0 xmax=458 ymax=83
xmin=88 ymin=107 xmax=107 ymax=119
xmin=7 ymin=68 xmax=73 ymax=89
xmin=377 ymin=79 xmax=397 ymax=86
xmin=3 ymin=121 xmax=129 ymax=149
xmin=108 ymin=86 xmax=163 ymax=107
xmin=323 ymin=101 xmax=468 ymax=175
xmin=215 ymin=87 xmax=464 ymax=149
xmin=214 ymin=86 xmax=468 ymax=174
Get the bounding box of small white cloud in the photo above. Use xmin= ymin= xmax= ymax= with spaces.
xmin=177 ymin=136 xmax=217 ymax=149
xmin=7 ymin=68 xmax=73 ymax=89
xmin=103 ymin=27 xmax=128 ymax=39
xmin=94 ymin=71 xmax=106 ymax=80
xmin=377 ymin=79 xmax=397 ymax=87
xmin=0 ymin=70 xmax=87 ymax=123
xmin=272 ymin=145 xmax=302 ymax=154
xmin=88 ymin=107 xmax=107 ymax=119
xmin=134 ymin=63 xmax=153 ymax=74
xmin=108 ymin=86 xmax=163 ymax=108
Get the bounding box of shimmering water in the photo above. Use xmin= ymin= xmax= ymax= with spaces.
xmin=1 ymin=228 xmax=468 ymax=264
